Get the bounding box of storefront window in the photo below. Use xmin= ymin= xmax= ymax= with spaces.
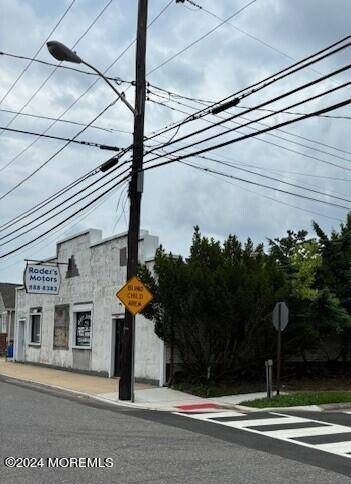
xmin=75 ymin=311 xmax=91 ymax=347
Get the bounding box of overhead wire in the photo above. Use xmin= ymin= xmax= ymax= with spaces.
xmin=0 ymin=179 xmax=130 ymax=270
xmin=0 ymin=147 xmax=131 ymax=233
xmin=0 ymin=0 xmax=114 ymax=137
xmin=0 ymin=0 xmax=77 ymax=106
xmin=0 ymin=0 xmax=174 ymax=200
xmin=180 ymin=0 xmax=343 ymax=83
xmin=147 ymin=0 xmax=257 ymax=75
xmin=0 ymin=107 xmax=133 ymax=135
xmin=0 ymin=125 xmax=122 ymax=151
xmin=144 ymin=59 xmax=351 ymax=159
xmin=141 ymin=97 xmax=351 ymax=178
xmin=0 ymin=159 xmax=133 ymax=247
xmin=0 ymin=168 xmax=132 ymax=259
xmin=185 ymin=162 xmax=343 ymax=223
xmin=149 ymin=86 xmax=351 ymax=158
xmin=143 ymin=36 xmax=351 ymax=145
xmin=0 ymin=99 xmax=121 ymax=201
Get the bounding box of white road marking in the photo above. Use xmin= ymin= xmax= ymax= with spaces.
xmin=220 ymin=416 xmax=305 ymax=429
xmin=175 ymin=410 xmax=351 ymax=459
xmin=315 ymin=441 xmax=351 ymax=455
xmin=264 ymin=424 xmax=351 ymax=439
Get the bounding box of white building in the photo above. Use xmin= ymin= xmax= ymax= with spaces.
xmin=14 ymin=228 xmax=166 ymax=386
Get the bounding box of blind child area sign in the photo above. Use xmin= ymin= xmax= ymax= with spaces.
xmin=116 ymin=276 xmax=153 ymax=315
xmin=24 ymin=264 xmax=61 ymax=295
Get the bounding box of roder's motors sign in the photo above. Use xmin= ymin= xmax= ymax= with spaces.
xmin=24 ymin=264 xmax=61 ymax=295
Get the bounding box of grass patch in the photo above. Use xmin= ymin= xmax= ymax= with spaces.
xmin=241 ymin=391 xmax=351 ymax=408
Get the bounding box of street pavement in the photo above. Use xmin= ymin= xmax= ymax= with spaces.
xmin=1 ymin=375 xmax=351 ymax=483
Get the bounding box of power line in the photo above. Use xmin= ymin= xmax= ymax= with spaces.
xmin=0 ymin=0 xmax=173 ymax=199
xmin=149 ymin=86 xmax=351 ymax=158
xmin=185 ymin=154 xmax=351 ymax=205
xmin=187 ymin=163 xmax=343 ymax=223
xmin=0 ymin=107 xmax=133 ymax=135
xmin=0 ymin=125 xmax=122 ymax=151
xmin=181 ymin=160 xmax=350 ymax=211
xmin=143 ymin=37 xmax=351 ymax=144
xmin=0 ymin=99 xmax=118 ymax=199
xmin=0 ymin=169 xmax=131 ymax=259
xmin=0 ymin=51 xmax=131 ymax=84
xmin=148 ymin=0 xmax=257 ymax=75
xmin=149 ymin=92 xmax=351 ymax=172
xmin=0 ymin=160 xmax=132 ymax=246
xmin=148 ymin=97 xmax=351 ymax=174
xmin=147 ymin=128 xmax=351 ymax=184
xmin=0 ymin=0 xmax=114 ymax=138
xmin=0 ymin=0 xmax=77 ymax=106
xmin=0 ymin=169 xmax=98 ymax=232
xmin=150 ymin=82 xmax=351 ymax=120
xmin=0 ymin=0 xmax=173 ymax=222
xmin=180 ymin=0 xmax=342 ymax=83
xmin=142 ymin=97 xmax=351 ymax=177
xmin=0 ymin=179 xmax=129 ymax=270
xmin=0 ymin=146 xmax=132 ymax=233
xmin=144 ymin=61 xmax=351 ymax=159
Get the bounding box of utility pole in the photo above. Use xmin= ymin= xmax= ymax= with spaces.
xmin=119 ymin=0 xmax=148 ymax=401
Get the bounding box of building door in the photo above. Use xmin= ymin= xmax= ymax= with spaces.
xmin=113 ymin=318 xmax=124 ymax=377
xmin=16 ymin=320 xmax=26 ymax=362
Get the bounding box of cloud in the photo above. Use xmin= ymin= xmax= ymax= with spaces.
xmin=0 ymin=0 xmax=351 ymax=282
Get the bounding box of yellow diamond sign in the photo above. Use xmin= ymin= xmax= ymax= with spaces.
xmin=116 ymin=276 xmax=153 ymax=315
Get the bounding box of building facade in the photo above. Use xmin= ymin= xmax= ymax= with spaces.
xmin=0 ymin=283 xmax=21 ymax=352
xmin=14 ymin=229 xmax=166 ymax=386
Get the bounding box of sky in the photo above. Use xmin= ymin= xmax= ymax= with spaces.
xmin=0 ymin=0 xmax=351 ymax=283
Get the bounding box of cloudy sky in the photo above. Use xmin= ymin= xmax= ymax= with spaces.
xmin=0 ymin=0 xmax=350 ymax=283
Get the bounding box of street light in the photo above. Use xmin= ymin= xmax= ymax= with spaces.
xmin=46 ymin=41 xmax=135 ymax=115
xmin=46 ymin=0 xmax=148 ymax=403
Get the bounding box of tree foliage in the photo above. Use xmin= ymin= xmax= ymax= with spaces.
xmin=138 ymin=220 xmax=351 ymax=383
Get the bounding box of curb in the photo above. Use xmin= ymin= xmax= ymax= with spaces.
xmin=0 ymin=373 xmax=139 ymax=410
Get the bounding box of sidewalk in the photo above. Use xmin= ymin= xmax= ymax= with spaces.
xmin=0 ymin=359 xmax=266 ymax=411
xmin=0 ymin=359 xmax=150 ymax=396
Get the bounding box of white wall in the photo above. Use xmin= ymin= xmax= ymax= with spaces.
xmin=14 ymin=229 xmax=165 ymax=385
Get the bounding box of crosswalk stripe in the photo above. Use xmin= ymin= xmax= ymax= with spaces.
xmin=263 ymin=425 xmax=349 ymax=439
xmin=174 ymin=410 xmax=351 ymax=459
xmin=315 ymin=441 xmax=351 ymax=455
xmin=218 ymin=416 xmax=305 ymax=429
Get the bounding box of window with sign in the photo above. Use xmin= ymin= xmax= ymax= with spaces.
xmin=75 ymin=311 xmax=91 ymax=347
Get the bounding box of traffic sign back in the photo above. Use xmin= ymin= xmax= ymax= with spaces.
xmin=272 ymin=301 xmax=289 ymax=331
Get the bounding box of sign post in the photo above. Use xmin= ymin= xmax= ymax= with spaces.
xmin=116 ymin=276 xmax=153 ymax=401
xmin=272 ymin=301 xmax=289 ymax=396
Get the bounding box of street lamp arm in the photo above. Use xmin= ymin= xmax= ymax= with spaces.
xmin=82 ymin=60 xmax=136 ymax=115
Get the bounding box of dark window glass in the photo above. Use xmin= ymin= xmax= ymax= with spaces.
xmin=75 ymin=311 xmax=91 ymax=347
xmin=31 ymin=314 xmax=41 ymax=343
xmin=120 ymin=247 xmax=127 ymax=267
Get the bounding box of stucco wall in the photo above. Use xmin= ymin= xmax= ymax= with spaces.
xmin=14 ymin=229 xmax=165 ymax=385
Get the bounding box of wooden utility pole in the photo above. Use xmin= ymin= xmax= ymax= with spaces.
xmin=119 ymin=0 xmax=148 ymax=401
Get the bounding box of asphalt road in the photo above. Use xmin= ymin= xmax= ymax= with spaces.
xmin=0 ymin=376 xmax=350 ymax=483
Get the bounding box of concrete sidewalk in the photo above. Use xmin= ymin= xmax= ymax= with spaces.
xmin=0 ymin=359 xmax=266 ymax=411
xmin=0 ymin=359 xmax=150 ymax=396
